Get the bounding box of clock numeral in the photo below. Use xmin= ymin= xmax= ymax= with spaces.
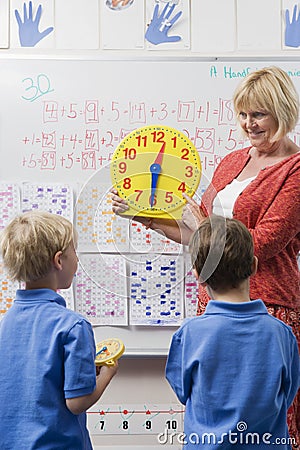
xmin=185 ymin=166 xmax=193 ymax=178
xmin=149 ymin=194 xmax=157 ymax=206
xmin=118 ymin=161 xmax=127 ymax=174
xmin=123 ymin=178 xmax=132 ymax=189
xmin=123 ymin=147 xmax=136 ymax=160
xmin=134 ymin=189 xmax=143 ymax=201
xmin=178 ymin=182 xmax=186 ymax=193
xmin=171 ymin=136 xmax=177 ymax=148
xmin=136 ymin=135 xmax=147 ymax=147
xmin=165 ymin=191 xmax=173 ymax=203
xmin=151 ymin=131 xmax=165 ymax=143
xmin=181 ymin=148 xmax=189 ymax=160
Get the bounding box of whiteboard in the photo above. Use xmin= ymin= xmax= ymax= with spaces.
xmin=1 ymin=57 xmax=300 ymax=354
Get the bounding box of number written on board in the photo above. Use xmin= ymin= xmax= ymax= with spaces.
xmin=21 ymin=74 xmax=54 ymax=102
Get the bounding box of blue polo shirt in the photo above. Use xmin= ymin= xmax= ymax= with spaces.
xmin=0 ymin=289 xmax=96 ymax=450
xmin=166 ymin=300 xmax=300 ymax=449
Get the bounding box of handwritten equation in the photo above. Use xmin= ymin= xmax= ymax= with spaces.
xmin=18 ymin=78 xmax=250 ymax=180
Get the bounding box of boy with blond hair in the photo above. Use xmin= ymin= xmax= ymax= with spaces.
xmin=0 ymin=211 xmax=117 ymax=449
xmin=166 ymin=216 xmax=299 ymax=449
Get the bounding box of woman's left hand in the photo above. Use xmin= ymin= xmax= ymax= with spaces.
xmin=181 ymin=193 xmax=206 ymax=231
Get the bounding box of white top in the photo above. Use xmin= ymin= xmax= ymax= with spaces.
xmin=212 ymin=176 xmax=256 ymax=218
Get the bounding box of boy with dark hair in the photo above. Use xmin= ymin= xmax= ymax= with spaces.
xmin=166 ymin=215 xmax=299 ymax=449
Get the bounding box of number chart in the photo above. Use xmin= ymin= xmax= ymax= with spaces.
xmin=21 ymin=182 xmax=73 ymax=220
xmin=57 ymin=287 xmax=75 ymax=311
xmin=74 ymin=253 xmax=128 ymax=326
xmin=184 ymin=254 xmax=199 ymax=318
xmin=0 ymin=259 xmax=19 ymax=319
xmin=0 ymin=183 xmax=20 ymax=230
xmin=129 ymin=254 xmax=184 ymax=326
xmin=75 ymin=183 xmax=129 ymax=253
xmin=129 ymin=220 xmax=182 ymax=254
xmin=87 ymin=403 xmax=184 ymax=436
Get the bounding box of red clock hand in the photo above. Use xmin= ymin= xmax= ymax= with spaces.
xmin=153 ymin=142 xmax=166 ymax=165
xmin=149 ymin=142 xmax=166 ymax=207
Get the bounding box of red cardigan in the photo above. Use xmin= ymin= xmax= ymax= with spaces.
xmin=200 ymin=147 xmax=300 ymax=309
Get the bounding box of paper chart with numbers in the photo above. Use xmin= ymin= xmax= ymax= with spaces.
xmin=0 ymin=259 xmax=19 ymax=319
xmin=129 ymin=254 xmax=184 ymax=326
xmin=75 ymin=184 xmax=129 ymax=252
xmin=21 ymin=182 xmax=73 ymax=220
xmin=87 ymin=403 xmax=184 ymax=435
xmin=57 ymin=287 xmax=75 ymax=311
xmin=74 ymin=253 xmax=127 ymax=325
xmin=129 ymin=220 xmax=183 ymax=254
xmin=0 ymin=182 xmax=20 ymax=230
xmin=184 ymin=254 xmax=198 ymax=318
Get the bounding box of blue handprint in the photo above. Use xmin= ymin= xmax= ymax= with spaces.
xmin=15 ymin=1 xmax=54 ymax=47
xmin=285 ymin=4 xmax=300 ymax=48
xmin=145 ymin=2 xmax=182 ymax=45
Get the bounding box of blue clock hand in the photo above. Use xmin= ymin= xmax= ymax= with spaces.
xmin=150 ymin=163 xmax=161 ymax=207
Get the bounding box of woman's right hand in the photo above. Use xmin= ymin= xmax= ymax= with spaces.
xmin=110 ymin=188 xmax=129 ymax=215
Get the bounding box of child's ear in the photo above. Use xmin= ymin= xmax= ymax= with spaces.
xmin=53 ymin=251 xmax=63 ymax=270
xmin=251 ymin=256 xmax=258 ymax=276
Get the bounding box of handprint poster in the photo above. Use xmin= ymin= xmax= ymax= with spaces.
xmin=145 ymin=0 xmax=190 ymax=50
xmin=283 ymin=0 xmax=300 ymax=48
xmin=10 ymin=0 xmax=54 ymax=48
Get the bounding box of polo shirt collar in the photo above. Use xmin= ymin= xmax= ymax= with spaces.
xmin=205 ymin=299 xmax=268 ymax=315
xmin=15 ymin=288 xmax=66 ymax=307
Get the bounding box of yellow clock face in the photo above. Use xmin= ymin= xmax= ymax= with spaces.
xmin=110 ymin=125 xmax=201 ymax=219
xmin=95 ymin=338 xmax=125 ymax=366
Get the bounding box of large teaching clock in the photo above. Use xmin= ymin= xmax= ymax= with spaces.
xmin=110 ymin=125 xmax=201 ymax=219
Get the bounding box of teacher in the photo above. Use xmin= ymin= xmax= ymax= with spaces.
xmin=111 ymin=66 xmax=300 ymax=443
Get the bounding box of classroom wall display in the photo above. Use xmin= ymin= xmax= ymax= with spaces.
xmin=1 ymin=0 xmax=300 ymax=53
xmin=1 ymin=58 xmax=300 ymax=352
xmin=0 ymin=0 xmax=300 ymax=54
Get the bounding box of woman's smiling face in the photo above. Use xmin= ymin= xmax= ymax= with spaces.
xmin=238 ymin=109 xmax=279 ymax=151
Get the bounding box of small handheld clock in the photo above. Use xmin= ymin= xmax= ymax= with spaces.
xmin=95 ymin=338 xmax=125 ymax=366
xmin=110 ymin=125 xmax=201 ymax=219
